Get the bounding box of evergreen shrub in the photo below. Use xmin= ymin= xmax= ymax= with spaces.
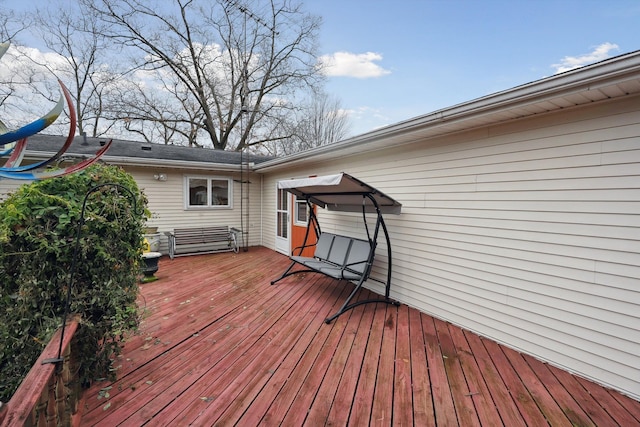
xmin=0 ymin=164 xmax=147 ymax=401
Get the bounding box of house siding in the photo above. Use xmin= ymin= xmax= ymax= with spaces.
xmin=0 ymin=165 xmax=263 ymax=254
xmin=130 ymin=167 xmax=262 ymax=252
xmin=260 ymin=94 xmax=640 ymax=400
xmin=0 ymin=179 xmax=18 ymax=203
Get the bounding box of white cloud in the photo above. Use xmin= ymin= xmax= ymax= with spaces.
xmin=341 ymin=106 xmax=393 ymax=136
xmin=0 ymin=45 xmax=72 ymax=127
xmin=552 ymin=42 xmax=620 ymax=74
xmin=318 ymin=51 xmax=391 ymax=78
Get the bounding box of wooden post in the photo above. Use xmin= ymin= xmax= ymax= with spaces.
xmin=1 ymin=318 xmax=80 ymax=426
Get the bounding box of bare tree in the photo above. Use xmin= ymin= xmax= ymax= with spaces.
xmin=109 ymin=74 xmax=204 ymax=145
xmin=298 ymin=92 xmax=350 ymax=150
xmin=0 ymin=4 xmax=33 ymax=114
xmin=81 ymin=0 xmax=324 ymax=151
xmin=262 ymin=91 xmax=350 ymax=156
xmin=0 ymin=2 xmax=24 ymax=43
xmin=31 ymin=2 xmax=122 ymax=138
xmin=0 ymin=0 xmax=351 ymax=154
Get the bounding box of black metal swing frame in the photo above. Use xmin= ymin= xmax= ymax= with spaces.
xmin=270 ymin=173 xmax=402 ymax=323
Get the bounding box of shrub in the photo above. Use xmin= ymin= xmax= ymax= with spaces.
xmin=0 ymin=164 xmax=147 ymax=402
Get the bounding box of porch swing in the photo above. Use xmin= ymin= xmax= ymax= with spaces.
xmin=271 ymin=173 xmax=402 ymax=323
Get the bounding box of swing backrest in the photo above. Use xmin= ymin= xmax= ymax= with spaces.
xmin=314 ymin=233 xmax=335 ymax=260
xmin=326 ymin=235 xmax=351 ymax=266
xmin=345 ymin=238 xmax=372 ymax=276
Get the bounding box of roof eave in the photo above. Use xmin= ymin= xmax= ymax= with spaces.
xmin=25 ymin=152 xmax=243 ymax=172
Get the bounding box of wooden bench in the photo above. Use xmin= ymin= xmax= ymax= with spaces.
xmin=272 ymin=232 xmax=392 ymax=323
xmin=166 ymin=226 xmax=238 ymax=259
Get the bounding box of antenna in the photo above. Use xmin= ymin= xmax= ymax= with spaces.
xmin=221 ymin=0 xmax=280 ymax=252
xmin=223 ymin=0 xmax=278 ymax=113
xmin=223 ymin=0 xmax=279 ymax=35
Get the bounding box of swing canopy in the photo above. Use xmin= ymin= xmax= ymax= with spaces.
xmin=277 ymin=173 xmax=402 ymax=215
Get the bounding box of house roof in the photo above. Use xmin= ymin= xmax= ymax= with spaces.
xmin=23 ymin=134 xmax=274 ymax=171
xmin=16 ymin=49 xmax=640 ymax=173
xmin=255 ymin=49 xmax=640 ymax=172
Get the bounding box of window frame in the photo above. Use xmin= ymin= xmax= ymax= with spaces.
xmin=294 ymin=196 xmax=309 ymax=226
xmin=184 ymin=175 xmax=233 ymax=210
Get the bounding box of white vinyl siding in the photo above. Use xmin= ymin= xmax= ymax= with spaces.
xmin=261 ymin=94 xmax=640 ymax=400
xmin=127 ymin=167 xmax=262 ymax=253
xmin=0 ymin=179 xmax=20 ymax=202
xmin=0 ymin=165 xmax=262 ymax=254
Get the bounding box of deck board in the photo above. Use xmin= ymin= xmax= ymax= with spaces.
xmin=162 ymin=277 xmax=317 ymax=425
xmin=325 ymin=297 xmax=377 ymax=426
xmin=462 ymin=331 xmax=526 ymax=427
xmin=392 ymin=305 xmax=413 ymax=427
xmin=449 ymin=325 xmax=504 ymax=427
xmin=260 ymin=288 xmax=344 ymax=425
xmin=370 ymin=306 xmax=397 ymax=426
xmin=347 ymin=301 xmax=386 ymax=426
xmin=550 ymin=362 xmax=619 ymax=426
xmin=435 ymin=318 xmax=480 ymax=427
xmin=422 ymin=315 xmax=460 ymax=426
xmin=304 ymin=293 xmax=367 ymax=425
xmin=408 ymin=309 xmax=435 ymax=427
xmin=78 ymin=247 xmax=640 ymax=426
xmin=501 ymin=346 xmax=573 ymax=427
xmin=524 ymin=354 xmax=595 ymax=426
xmin=215 ymin=275 xmax=332 ymax=426
xmin=280 ymin=287 xmax=353 ymax=426
xmin=234 ymin=277 xmax=339 ymax=425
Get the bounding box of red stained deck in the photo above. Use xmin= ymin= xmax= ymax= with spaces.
xmin=78 ymin=247 xmax=640 ymax=426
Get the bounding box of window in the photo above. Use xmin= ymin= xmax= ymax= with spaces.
xmin=276 ymin=188 xmax=288 ymax=239
xmin=185 ymin=176 xmax=232 ymax=209
xmin=294 ymin=197 xmax=308 ymax=226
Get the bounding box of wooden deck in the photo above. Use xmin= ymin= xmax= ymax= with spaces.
xmin=78 ymin=247 xmax=640 ymax=426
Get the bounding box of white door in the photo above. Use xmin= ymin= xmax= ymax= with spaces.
xmin=275 ymin=187 xmax=290 ymax=254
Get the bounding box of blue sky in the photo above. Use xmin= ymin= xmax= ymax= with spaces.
xmin=306 ymin=0 xmax=640 ymax=136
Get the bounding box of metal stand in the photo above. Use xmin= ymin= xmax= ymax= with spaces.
xmin=44 ymin=184 xmax=139 ymax=365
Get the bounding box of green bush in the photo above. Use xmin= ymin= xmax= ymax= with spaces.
xmin=0 ymin=164 xmax=148 ymax=402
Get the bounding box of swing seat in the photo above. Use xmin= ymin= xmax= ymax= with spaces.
xmin=272 ymin=232 xmax=394 ymax=323
xmin=287 ymin=233 xmax=372 ymax=282
xmin=271 ymin=173 xmax=402 ymax=323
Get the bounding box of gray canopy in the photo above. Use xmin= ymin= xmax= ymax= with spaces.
xmin=278 ymin=173 xmax=402 ymax=215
